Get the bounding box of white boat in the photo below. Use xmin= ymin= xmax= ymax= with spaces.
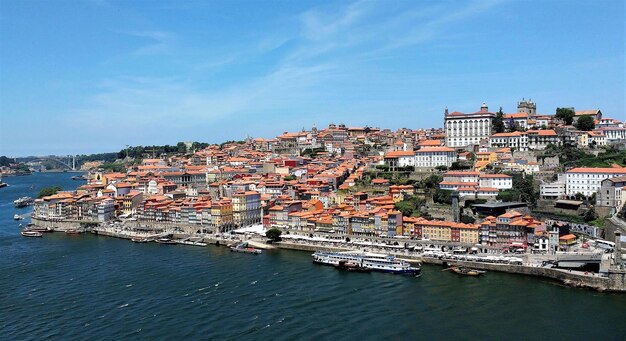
xmin=21 ymin=230 xmax=43 ymax=237
xmin=14 ymin=214 xmax=23 ymax=220
xmin=155 ymin=238 xmax=177 ymax=244
xmin=14 ymin=196 xmax=34 ymax=208
xmin=312 ymin=251 xmax=420 ymax=275
xmin=178 ymin=240 xmax=208 ymax=247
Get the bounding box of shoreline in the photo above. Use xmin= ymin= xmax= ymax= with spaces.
xmin=27 ymin=217 xmax=626 ymax=293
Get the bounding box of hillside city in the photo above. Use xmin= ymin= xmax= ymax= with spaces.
xmin=4 ymin=100 xmax=626 ymax=255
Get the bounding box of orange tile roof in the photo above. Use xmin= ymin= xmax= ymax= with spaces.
xmin=504 ymin=112 xmax=529 ymax=119
xmin=479 ymin=174 xmax=512 ymax=178
xmin=566 ymin=167 xmax=626 ymax=174
xmin=384 ymin=151 xmax=415 ymax=158
xmin=491 ymin=132 xmax=526 ymax=137
xmin=416 ymin=146 xmax=455 ymax=153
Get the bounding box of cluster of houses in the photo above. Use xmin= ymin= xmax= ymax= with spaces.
xmin=32 ymin=98 xmax=623 ymax=250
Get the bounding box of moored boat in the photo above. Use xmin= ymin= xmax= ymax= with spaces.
xmin=178 ymin=240 xmax=208 ymax=247
xmin=449 ymin=266 xmax=486 ymax=276
xmin=21 ymin=230 xmax=43 ymax=237
xmin=28 ymin=226 xmax=53 ymax=233
xmin=155 ymin=238 xmax=177 ymax=244
xmin=230 ymin=242 xmax=262 ymax=254
xmin=313 ymin=251 xmax=420 ymax=275
xmin=132 ymin=237 xmax=149 ymax=243
xmin=335 ymin=260 xmax=371 ymax=272
xmin=14 ymin=196 xmax=34 ymax=208
xmin=65 ymin=229 xmax=83 ymax=234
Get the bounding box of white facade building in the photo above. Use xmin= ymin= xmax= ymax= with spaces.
xmin=383 ymin=151 xmax=415 ymax=169
xmin=598 ymin=127 xmax=626 ymax=144
xmin=442 ymin=171 xmax=480 ymax=183
xmin=489 ymin=132 xmax=529 ymax=151
xmin=565 ymin=167 xmax=626 ymax=197
xmin=527 ymin=130 xmax=561 ymax=150
xmin=414 ymin=147 xmax=457 ymax=168
xmin=97 ymin=198 xmax=115 ymax=222
xmin=478 ymin=174 xmax=513 ymax=190
xmin=540 ymin=175 xmax=566 ymax=199
xmin=504 ymin=113 xmax=529 ymax=130
xmin=444 ymin=103 xmax=494 ymax=148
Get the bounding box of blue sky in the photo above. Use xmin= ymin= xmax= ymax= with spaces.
xmin=0 ymin=0 xmax=624 ymax=156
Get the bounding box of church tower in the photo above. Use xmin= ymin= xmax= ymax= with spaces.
xmin=517 ymin=98 xmax=536 ymax=116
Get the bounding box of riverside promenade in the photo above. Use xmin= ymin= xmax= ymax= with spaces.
xmin=29 ymin=218 xmax=626 ymax=292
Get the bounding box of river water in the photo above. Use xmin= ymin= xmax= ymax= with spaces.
xmin=1 ymin=173 xmax=624 ymax=340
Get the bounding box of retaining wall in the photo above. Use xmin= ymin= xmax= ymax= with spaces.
xmin=422 ymin=257 xmax=624 ymax=292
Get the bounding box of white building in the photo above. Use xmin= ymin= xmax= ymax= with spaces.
xmin=414 ymin=146 xmax=457 ymax=168
xmin=596 ymin=117 xmax=623 ymax=128
xmin=442 ymin=171 xmax=480 ymax=183
xmin=597 ymin=127 xmax=626 ymax=144
xmin=439 ymin=181 xmax=479 ymax=191
xmin=479 ymin=174 xmax=513 ymax=190
xmin=504 ymin=113 xmax=529 ymax=130
xmin=540 ymin=175 xmax=566 ymax=199
xmin=97 ymin=198 xmax=115 ymax=222
xmin=531 ymin=115 xmax=552 ymax=128
xmin=587 ymin=131 xmax=607 ymax=146
xmin=527 ymin=129 xmax=561 ymax=150
xmin=565 ymin=167 xmax=626 ymax=197
xmin=383 ymin=151 xmax=415 ymax=169
xmin=489 ymin=132 xmax=528 ymax=151
xmin=444 ymin=103 xmax=494 ymax=148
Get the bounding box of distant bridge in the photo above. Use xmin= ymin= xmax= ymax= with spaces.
xmin=40 ymin=155 xmax=76 ymax=170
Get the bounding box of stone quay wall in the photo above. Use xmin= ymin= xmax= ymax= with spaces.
xmin=421 ymin=257 xmax=624 ymax=292
xmin=31 ymin=217 xmax=85 ymax=231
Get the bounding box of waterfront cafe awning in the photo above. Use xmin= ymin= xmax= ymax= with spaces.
xmin=233 ymin=224 xmax=265 ymax=235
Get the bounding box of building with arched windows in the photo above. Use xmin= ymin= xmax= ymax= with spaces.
xmin=444 ymin=103 xmax=495 ymax=148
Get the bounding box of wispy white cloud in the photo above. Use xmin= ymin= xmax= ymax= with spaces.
xmin=61 ymin=0 xmax=509 ymax=147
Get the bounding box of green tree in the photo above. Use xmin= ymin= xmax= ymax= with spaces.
xmin=433 ymin=188 xmax=452 ymax=204
xmin=266 ymin=228 xmax=283 ymax=241
xmin=38 ymin=186 xmax=62 ymax=198
xmin=492 ymin=107 xmax=505 ymax=133
xmin=0 ymin=156 xmax=12 ymax=167
xmin=100 ymin=162 xmax=126 ymax=173
xmin=421 ymin=174 xmax=443 ymax=189
xmin=574 ymin=115 xmax=595 ymax=131
xmin=284 ymin=175 xmax=296 ymax=181
xmin=555 ymin=107 xmax=575 ymax=125
xmin=450 ymin=161 xmax=471 ymax=170
xmin=395 ymin=200 xmax=416 ymax=216
xmin=583 ymin=208 xmax=598 ymax=222
xmin=177 ymin=142 xmax=188 ymax=154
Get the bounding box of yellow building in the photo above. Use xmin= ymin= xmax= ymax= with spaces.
xmin=211 ymin=199 xmax=233 ymax=232
xmin=459 ymin=225 xmax=480 ymax=244
xmin=474 ymin=152 xmax=496 ymax=171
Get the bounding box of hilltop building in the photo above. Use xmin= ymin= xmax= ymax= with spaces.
xmin=444 ymin=103 xmax=495 ymax=148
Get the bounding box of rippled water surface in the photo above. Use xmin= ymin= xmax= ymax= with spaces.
xmin=1 ymin=173 xmax=625 ymax=340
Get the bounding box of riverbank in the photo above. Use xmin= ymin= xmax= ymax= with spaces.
xmin=26 ymin=215 xmax=626 ymax=292
xmin=273 ymin=239 xmax=626 ymax=292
